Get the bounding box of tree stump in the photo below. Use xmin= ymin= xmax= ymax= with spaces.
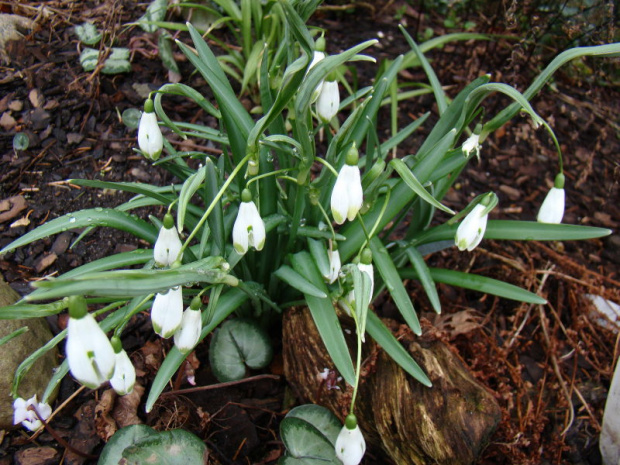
xmin=283 ymin=307 xmax=501 ymax=465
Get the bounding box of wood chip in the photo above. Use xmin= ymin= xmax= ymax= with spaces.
xmin=0 ymin=195 xmax=27 ymax=223
xmin=0 ymin=111 xmax=16 ymax=130
xmin=28 ymin=89 xmax=44 ymax=108
xmin=14 ymin=446 xmax=60 ymax=465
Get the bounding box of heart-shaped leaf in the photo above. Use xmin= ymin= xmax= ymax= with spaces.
xmin=209 ymin=319 xmax=272 ymax=382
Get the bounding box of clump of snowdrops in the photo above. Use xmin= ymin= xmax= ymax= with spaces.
xmin=3 ymin=2 xmax=619 ymax=463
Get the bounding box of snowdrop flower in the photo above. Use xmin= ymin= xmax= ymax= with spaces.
xmin=109 ymin=337 xmax=136 ymax=396
xmin=462 ymin=132 xmax=481 ymax=159
xmin=13 ymin=395 xmax=52 ymax=432
xmin=537 ymin=173 xmax=565 ymax=224
xmin=153 ymin=213 xmax=183 ymax=267
xmin=335 ymin=414 xmax=366 ymax=465
xmin=309 ymin=50 xmax=326 ymax=103
xmin=137 ymin=98 xmax=163 ymax=161
xmin=316 ymin=80 xmax=339 ymax=123
xmin=174 ymin=296 xmax=203 ymax=353
xmin=325 ymin=243 xmax=341 ymax=284
xmin=232 ymin=189 xmax=266 ymax=254
xmin=151 ymin=286 xmax=184 ymax=339
xmin=331 ymin=145 xmax=363 ymax=225
xmin=66 ymin=296 xmax=116 ymax=389
xmin=455 ymin=201 xmax=492 ymax=252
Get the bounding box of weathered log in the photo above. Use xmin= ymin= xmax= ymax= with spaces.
xmin=283 ymin=307 xmax=501 ymax=465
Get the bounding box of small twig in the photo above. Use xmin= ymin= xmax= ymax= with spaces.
xmin=30 ymin=401 xmax=98 ymax=460
xmin=160 ymin=374 xmax=280 ymax=397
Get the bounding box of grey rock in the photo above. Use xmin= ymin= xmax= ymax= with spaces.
xmin=0 ymin=278 xmax=58 ymax=429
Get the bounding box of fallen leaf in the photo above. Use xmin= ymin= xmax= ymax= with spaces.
xmin=113 ymin=382 xmax=144 ymax=428
xmin=94 ymin=389 xmax=117 ymax=442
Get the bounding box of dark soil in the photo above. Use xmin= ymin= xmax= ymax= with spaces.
xmin=0 ymin=1 xmax=619 ymax=464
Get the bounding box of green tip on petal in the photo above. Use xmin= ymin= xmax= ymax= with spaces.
xmin=163 ymin=213 xmax=174 ymax=229
xmin=345 ymin=143 xmax=359 ymax=166
xmin=241 ymin=188 xmax=252 ymax=203
xmin=345 ymin=413 xmax=358 ymax=429
xmin=554 ymin=173 xmax=565 ymax=189
xmin=67 ymin=295 xmax=88 ymax=319
xmin=144 ymin=98 xmax=154 ymax=114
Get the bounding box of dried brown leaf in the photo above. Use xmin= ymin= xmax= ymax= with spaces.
xmin=0 ymin=14 xmax=36 ymax=64
xmin=113 ymin=382 xmax=144 ymax=428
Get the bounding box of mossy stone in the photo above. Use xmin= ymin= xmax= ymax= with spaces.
xmin=0 ymin=278 xmax=58 ymax=429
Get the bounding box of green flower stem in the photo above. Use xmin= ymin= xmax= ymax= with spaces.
xmin=114 ymin=294 xmax=154 ymax=337
xmin=277 ymin=175 xmax=299 ymax=184
xmin=541 ymin=121 xmax=563 ymax=173
xmin=315 ymin=156 xmax=339 ymax=177
xmin=315 ymin=202 xmax=337 ymax=241
xmin=180 ymin=153 xmax=252 ymax=256
xmin=246 ymin=168 xmax=293 ymax=187
xmin=358 ymin=188 xmax=391 ymax=254
xmin=349 ymin=315 xmax=363 ymax=413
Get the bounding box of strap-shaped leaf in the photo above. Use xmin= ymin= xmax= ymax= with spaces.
xmin=401 ymin=267 xmax=546 ymax=304
xmin=274 ymin=265 xmax=328 ymax=298
xmin=28 ymin=257 xmax=237 ymax=300
xmin=366 ymin=312 xmax=431 ymax=387
xmin=0 ymin=208 xmax=157 ymax=255
xmin=414 ymin=220 xmax=611 ymax=246
xmin=146 ymin=288 xmax=248 ymax=412
xmin=0 ymin=300 xmax=67 ymax=319
xmin=405 ymin=247 xmax=441 ymax=314
xmin=369 ymin=237 xmax=421 ymax=335
xmin=177 ymin=164 xmax=206 ymax=233
xmin=178 ymin=23 xmax=253 ymax=163
xmin=400 ymin=25 xmax=447 ymax=114
xmin=290 ymin=251 xmax=356 ymax=386
xmin=486 ymin=43 xmax=620 ymax=132
xmin=391 ymin=158 xmax=455 ymax=215
xmin=71 ymin=179 xmax=173 ymax=204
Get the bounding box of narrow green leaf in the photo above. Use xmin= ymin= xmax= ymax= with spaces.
xmin=0 ymin=209 xmax=157 ymax=255
xmin=290 ymin=252 xmax=356 ymax=386
xmin=274 ymin=265 xmax=328 ymax=299
xmin=399 ymin=25 xmax=447 ymax=114
xmin=28 ymin=257 xmax=236 ymax=300
xmin=391 ymin=158 xmax=455 ymax=215
xmin=177 ymin=165 xmax=206 ymax=233
xmin=414 ymin=220 xmax=611 ymax=246
xmin=366 ymin=312 xmax=431 ymax=386
xmin=401 ymin=267 xmax=547 ymax=304
xmin=70 ymin=179 xmax=172 ymax=205
xmin=0 ymin=300 xmax=67 ymax=319
xmin=307 ymin=238 xmax=330 ymax=279
xmin=369 ymin=237 xmax=421 ymax=335
xmin=405 ymin=247 xmax=441 ymax=314
xmin=0 ymin=327 xmax=28 ymax=346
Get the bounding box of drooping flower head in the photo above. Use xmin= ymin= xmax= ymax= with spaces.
xmin=66 ymin=295 xmax=116 ymax=389
xmin=317 ymin=80 xmax=340 ymax=123
xmin=324 ymin=241 xmax=341 ymax=284
xmin=232 ymin=189 xmax=266 ymax=254
xmin=137 ymin=97 xmax=163 ymax=161
xmin=331 ymin=144 xmax=363 ymax=225
xmin=13 ymin=395 xmax=52 ymax=432
xmin=151 ymin=286 xmax=184 ymax=339
xmin=335 ymin=414 xmax=366 ymax=465
xmin=455 ymin=193 xmax=497 ymax=252
xmin=537 ymin=173 xmax=565 ymax=224
xmin=462 ymin=132 xmax=481 ymax=159
xmin=153 ymin=213 xmax=183 ymax=267
xmin=174 ymin=296 xmax=203 ymax=353
xmin=109 ymin=336 xmax=136 ymax=396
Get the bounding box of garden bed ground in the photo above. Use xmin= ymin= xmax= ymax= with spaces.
xmin=0 ymin=1 xmax=618 ymax=464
